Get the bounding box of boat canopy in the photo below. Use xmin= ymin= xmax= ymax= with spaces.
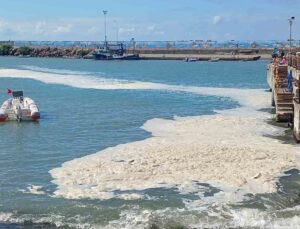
xmin=12 ymin=91 xmax=23 ymax=98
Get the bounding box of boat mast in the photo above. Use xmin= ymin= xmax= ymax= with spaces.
xmin=103 ymin=10 xmax=108 ymax=47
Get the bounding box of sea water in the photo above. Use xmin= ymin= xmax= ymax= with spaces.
xmin=0 ymin=57 xmax=299 ymax=228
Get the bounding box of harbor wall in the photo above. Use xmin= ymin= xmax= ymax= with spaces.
xmin=0 ymin=44 xmax=271 ymax=60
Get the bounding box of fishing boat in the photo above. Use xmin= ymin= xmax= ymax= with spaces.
xmin=92 ymin=42 xmax=139 ymax=60
xmin=0 ymin=91 xmax=40 ymax=122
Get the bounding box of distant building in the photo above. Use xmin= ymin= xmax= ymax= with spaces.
xmin=0 ymin=41 xmax=14 ymax=46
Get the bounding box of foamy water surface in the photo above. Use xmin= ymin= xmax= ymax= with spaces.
xmin=0 ymin=57 xmax=299 ymax=228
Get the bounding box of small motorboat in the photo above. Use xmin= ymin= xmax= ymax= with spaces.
xmin=0 ymin=91 xmax=40 ymax=122
xmin=183 ymin=57 xmax=197 ymax=62
xmin=208 ymin=57 xmax=220 ymax=62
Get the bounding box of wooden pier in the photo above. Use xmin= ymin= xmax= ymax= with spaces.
xmin=267 ymin=53 xmax=300 ymax=142
xmin=267 ymin=63 xmax=293 ymax=122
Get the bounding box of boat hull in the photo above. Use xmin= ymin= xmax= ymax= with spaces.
xmin=0 ymin=115 xmax=7 ymax=122
xmin=93 ymin=54 xmax=140 ymax=60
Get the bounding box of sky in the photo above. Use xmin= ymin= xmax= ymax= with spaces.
xmin=0 ymin=0 xmax=300 ymax=41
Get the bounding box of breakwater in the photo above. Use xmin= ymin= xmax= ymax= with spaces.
xmin=3 ymin=46 xmax=95 ymax=58
xmin=0 ymin=44 xmax=272 ymax=60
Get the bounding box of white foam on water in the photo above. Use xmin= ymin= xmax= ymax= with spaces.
xmin=19 ymin=185 xmax=46 ymax=195
xmin=0 ymin=68 xmax=268 ymax=109
xmin=7 ymin=204 xmax=299 ymax=229
xmin=19 ymin=65 xmax=96 ymax=76
xmin=0 ymin=212 xmax=13 ymax=222
xmin=1 ymin=67 xmax=300 ymax=227
xmin=49 ymin=109 xmax=300 ymax=201
xmin=228 ymin=207 xmax=300 ymax=229
xmin=0 ymin=68 xmax=139 ymax=90
xmin=18 ymin=65 xmax=294 ymax=201
xmin=103 ymin=204 xmax=300 ymax=229
xmin=115 ymin=193 xmax=144 ymax=200
xmin=0 ymin=212 xmax=91 ymax=229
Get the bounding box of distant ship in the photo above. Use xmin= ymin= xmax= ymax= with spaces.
xmin=92 ymin=42 xmax=139 ymax=60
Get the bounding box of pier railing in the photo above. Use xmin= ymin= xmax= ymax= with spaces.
xmin=288 ymin=51 xmax=300 ymax=69
xmin=286 ymin=53 xmax=300 ymax=141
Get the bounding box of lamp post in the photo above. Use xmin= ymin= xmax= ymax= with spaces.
xmin=288 ymin=16 xmax=295 ymax=58
xmin=103 ymin=10 xmax=108 ymax=44
xmin=114 ymin=20 xmax=119 ymax=42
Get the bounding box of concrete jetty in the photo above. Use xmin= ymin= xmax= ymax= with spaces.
xmin=131 ymin=48 xmax=266 ymax=61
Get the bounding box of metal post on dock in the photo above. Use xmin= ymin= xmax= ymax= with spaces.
xmin=288 ymin=16 xmax=295 ymax=58
xmin=103 ymin=10 xmax=108 ymax=45
xmin=114 ymin=20 xmax=119 ymax=43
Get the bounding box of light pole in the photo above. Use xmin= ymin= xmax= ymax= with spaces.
xmin=288 ymin=16 xmax=295 ymax=57
xmin=114 ymin=20 xmax=119 ymax=42
xmin=103 ymin=10 xmax=108 ymax=44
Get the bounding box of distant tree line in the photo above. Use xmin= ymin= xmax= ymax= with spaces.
xmin=18 ymin=46 xmax=32 ymax=56
xmin=0 ymin=44 xmax=13 ymax=55
xmin=0 ymin=44 xmax=31 ymax=56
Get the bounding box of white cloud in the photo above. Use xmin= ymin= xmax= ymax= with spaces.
xmin=225 ymin=32 xmax=235 ymax=40
xmin=147 ymin=24 xmax=156 ymax=31
xmin=118 ymin=27 xmax=135 ymax=35
xmin=53 ymin=24 xmax=72 ymax=34
xmin=155 ymin=31 xmax=165 ymax=35
xmin=213 ymin=15 xmax=222 ymax=25
xmin=34 ymin=22 xmax=47 ymax=35
xmin=87 ymin=26 xmax=98 ymax=34
xmin=0 ymin=20 xmax=6 ymax=30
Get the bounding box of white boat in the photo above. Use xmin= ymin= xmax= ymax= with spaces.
xmin=183 ymin=57 xmax=197 ymax=62
xmin=208 ymin=57 xmax=220 ymax=62
xmin=0 ymin=91 xmax=40 ymax=122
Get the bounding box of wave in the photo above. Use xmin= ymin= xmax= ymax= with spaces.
xmin=0 ymin=212 xmax=91 ymax=229
xmin=103 ymin=206 xmax=300 ymax=229
xmin=18 ymin=185 xmax=45 ymax=195
xmin=2 ymin=205 xmax=300 ymax=229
